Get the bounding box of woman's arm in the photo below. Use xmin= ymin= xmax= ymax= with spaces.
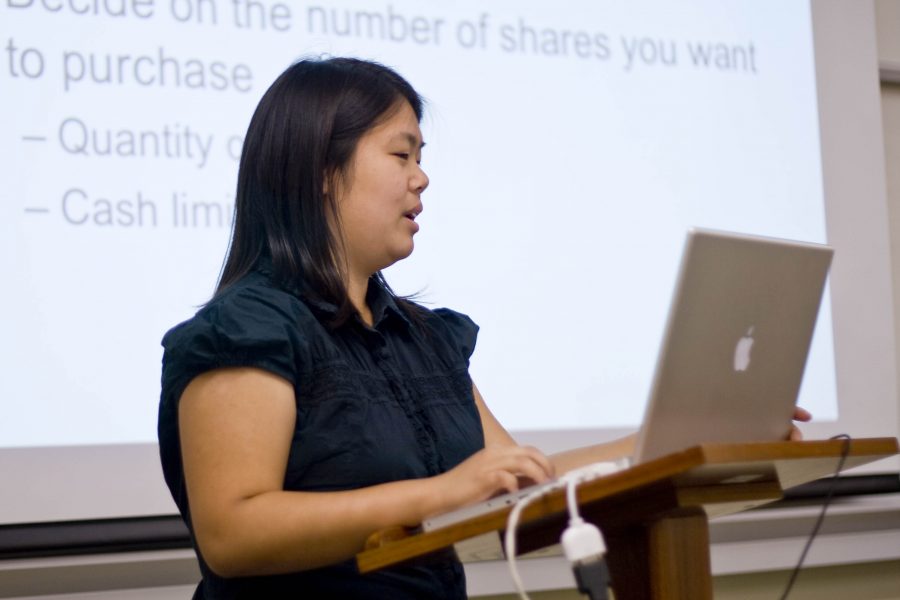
xmin=471 ymin=383 xmax=813 ymax=475
xmin=179 ymin=368 xmax=553 ymax=578
xmin=472 ymin=383 xmax=633 ymax=475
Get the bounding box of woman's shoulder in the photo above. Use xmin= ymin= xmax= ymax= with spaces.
xmin=409 ymin=304 xmax=480 ymax=363
xmin=163 ymin=272 xmax=311 ymax=347
xmin=160 ymin=272 xmax=319 ymax=387
xmin=423 ymin=306 xmax=478 ymax=332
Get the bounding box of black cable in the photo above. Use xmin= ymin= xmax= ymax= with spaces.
xmin=777 ymin=434 xmax=852 ymax=600
xmin=572 ymin=558 xmax=611 ymax=600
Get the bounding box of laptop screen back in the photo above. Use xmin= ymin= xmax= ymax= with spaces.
xmin=633 ymin=229 xmax=833 ymax=463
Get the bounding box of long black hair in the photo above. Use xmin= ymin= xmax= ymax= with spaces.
xmin=216 ymin=57 xmax=424 ymax=325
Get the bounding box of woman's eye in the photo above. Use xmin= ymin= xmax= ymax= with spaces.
xmin=393 ymin=153 xmax=410 ymax=160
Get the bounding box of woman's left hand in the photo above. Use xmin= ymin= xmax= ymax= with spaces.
xmin=788 ymin=406 xmax=813 ymax=441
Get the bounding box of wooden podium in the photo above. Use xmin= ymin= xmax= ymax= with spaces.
xmin=357 ymin=438 xmax=899 ymax=600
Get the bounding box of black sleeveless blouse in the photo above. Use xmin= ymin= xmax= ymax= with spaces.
xmin=158 ymin=265 xmax=484 ymax=599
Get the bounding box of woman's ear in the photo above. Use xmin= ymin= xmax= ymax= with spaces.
xmin=323 ymin=168 xmax=340 ymax=198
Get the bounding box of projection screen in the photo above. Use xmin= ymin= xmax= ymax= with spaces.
xmin=0 ymin=0 xmax=896 ymax=524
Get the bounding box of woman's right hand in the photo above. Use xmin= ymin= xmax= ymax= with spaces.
xmin=429 ymin=445 xmax=555 ymax=517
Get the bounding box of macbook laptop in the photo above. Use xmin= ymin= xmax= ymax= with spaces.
xmin=423 ymin=228 xmax=833 ymax=531
xmin=633 ymin=227 xmax=833 ymax=462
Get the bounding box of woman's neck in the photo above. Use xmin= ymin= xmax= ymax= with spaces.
xmin=346 ymin=271 xmax=374 ymax=326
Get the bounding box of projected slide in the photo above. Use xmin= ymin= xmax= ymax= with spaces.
xmin=0 ymin=0 xmax=835 ymax=448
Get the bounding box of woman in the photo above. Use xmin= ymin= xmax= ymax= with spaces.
xmin=158 ymin=57 xmax=809 ymax=599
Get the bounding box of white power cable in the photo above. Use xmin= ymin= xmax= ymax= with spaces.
xmin=504 ymin=461 xmax=624 ymax=600
xmin=561 ymin=475 xmax=605 ymax=561
xmin=504 ymin=483 xmax=564 ymax=600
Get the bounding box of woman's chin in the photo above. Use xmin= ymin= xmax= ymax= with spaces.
xmin=376 ymin=243 xmax=415 ymax=272
xmin=394 ymin=240 xmax=416 ymax=262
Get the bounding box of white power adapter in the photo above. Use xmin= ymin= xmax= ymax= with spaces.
xmin=505 ymin=459 xmax=626 ymax=600
xmin=558 ymin=461 xmax=622 ymax=599
xmin=561 ymin=516 xmax=605 ymax=562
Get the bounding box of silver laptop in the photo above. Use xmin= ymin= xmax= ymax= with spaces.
xmin=423 ymin=228 xmax=833 ymax=531
xmin=633 ymin=228 xmax=833 ymax=462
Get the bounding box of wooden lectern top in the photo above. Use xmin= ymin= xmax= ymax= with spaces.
xmin=357 ymin=437 xmax=898 ymax=597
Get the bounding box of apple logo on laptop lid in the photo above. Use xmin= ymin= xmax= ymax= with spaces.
xmin=734 ymin=326 xmax=755 ymax=372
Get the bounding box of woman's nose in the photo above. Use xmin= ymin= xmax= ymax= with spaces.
xmin=413 ymin=165 xmax=429 ymax=194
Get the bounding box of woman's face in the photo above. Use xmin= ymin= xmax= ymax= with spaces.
xmin=334 ymin=100 xmax=429 ymax=277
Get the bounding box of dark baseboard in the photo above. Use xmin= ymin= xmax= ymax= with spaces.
xmin=0 ymin=515 xmax=190 ymax=560
xmin=2 ymin=473 xmax=897 ymax=560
